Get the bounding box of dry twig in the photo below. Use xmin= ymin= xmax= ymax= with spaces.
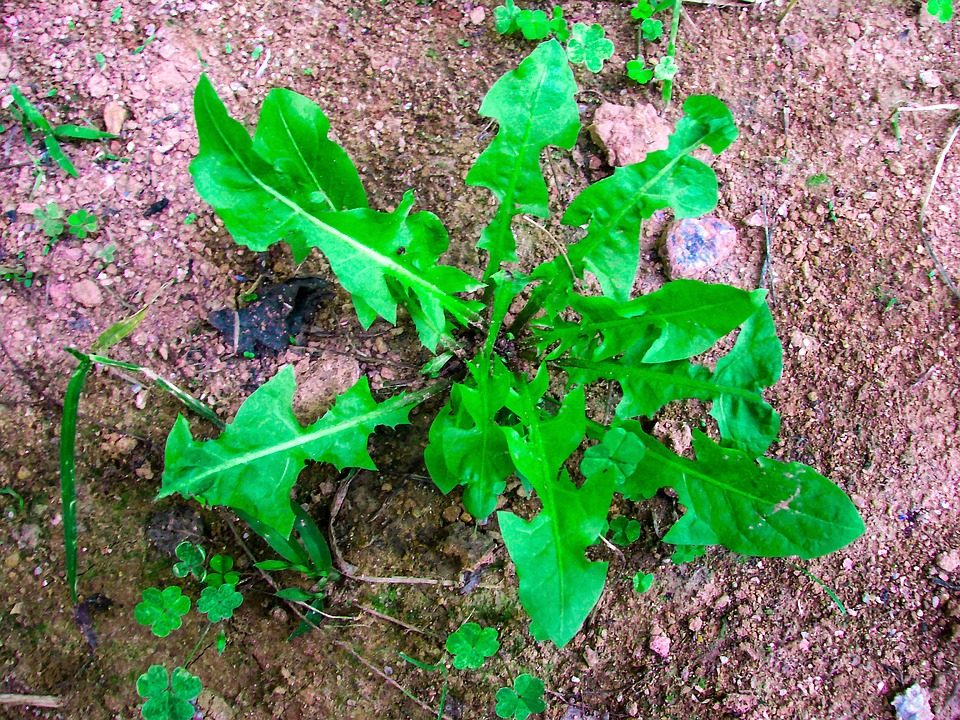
xmin=919 ymin=115 xmax=960 ymax=302
xmin=334 ymin=641 xmax=455 ymax=720
xmin=0 ymin=694 xmax=65 ymax=708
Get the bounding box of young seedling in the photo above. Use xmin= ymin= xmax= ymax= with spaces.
xmin=928 ymin=0 xmax=953 ymax=21
xmin=565 ymin=22 xmax=614 ymax=72
xmin=196 ymin=583 xmax=243 ymax=623
xmin=493 ymin=4 xmax=605 ymax=69
xmin=7 ymin=85 xmax=117 ymax=177
xmin=0 ymin=487 xmax=25 ymax=515
xmin=172 ymin=541 xmax=206 ymax=581
xmin=94 ymin=243 xmax=116 ymax=264
xmin=205 ymin=554 xmax=240 ymax=588
xmin=607 ymin=516 xmax=641 ymax=546
xmin=34 ymin=201 xmax=65 ymax=239
xmin=68 ymin=208 xmax=98 ymax=238
xmin=632 ymin=572 xmax=654 ymax=593
xmin=495 ymin=674 xmax=546 ymax=720
xmin=0 ymin=258 xmax=33 ymax=287
xmin=627 ymin=0 xmax=683 ymax=105
xmin=160 ymin=40 xmax=864 ymax=651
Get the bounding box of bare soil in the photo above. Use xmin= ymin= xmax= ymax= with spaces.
xmin=1 ymin=1 xmax=959 ymax=719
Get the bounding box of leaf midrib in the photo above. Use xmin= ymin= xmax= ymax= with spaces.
xmin=166 ymin=392 xmax=414 ymax=495
xmin=199 ymin=91 xmax=479 ymax=325
xmin=565 ymin=135 xmax=705 ymax=237
xmin=271 ymin=101 xmax=335 ymax=212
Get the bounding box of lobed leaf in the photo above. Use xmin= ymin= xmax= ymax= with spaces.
xmin=561 ymin=301 xmax=782 ymax=457
xmin=495 ymin=674 xmax=546 ymax=720
xmin=534 ymin=280 xmax=765 ymax=363
xmin=561 ymin=95 xmax=738 ymax=301
xmin=190 ymin=75 xmax=481 ymax=351
xmin=424 ymin=356 xmax=517 ymax=520
xmin=466 ymin=40 xmax=579 ymax=278
xmin=197 ymin=584 xmax=243 ymax=623
xmin=615 ymin=422 xmax=865 ymax=559
xmin=498 ymin=381 xmax=613 ymax=648
xmin=927 ymin=0 xmax=954 ymax=21
xmin=159 ymin=366 xmax=418 ymax=537
xmin=565 ymin=23 xmax=614 ymax=73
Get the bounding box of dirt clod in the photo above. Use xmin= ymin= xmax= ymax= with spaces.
xmin=935 ymin=549 xmax=960 ymax=573
xmin=589 ymin=102 xmax=671 ymax=166
xmin=70 ymin=279 xmax=103 ymax=307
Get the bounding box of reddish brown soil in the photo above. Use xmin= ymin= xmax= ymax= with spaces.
xmin=1 ymin=1 xmax=959 ymax=719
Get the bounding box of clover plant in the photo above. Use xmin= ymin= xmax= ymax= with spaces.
xmin=495 ymin=674 xmax=546 ymax=720
xmin=160 ymin=39 xmax=865 ymax=650
xmin=608 ymin=516 xmax=641 ymax=546
xmin=494 ymin=3 xmax=609 ymax=71
xmin=928 ymin=0 xmax=953 ymax=21
xmin=206 ymin=554 xmax=240 ymax=588
xmin=34 ymin=202 xmax=65 ymax=239
xmin=445 ymin=622 xmax=500 ymax=669
xmin=197 ymin=583 xmax=243 ymax=623
xmin=8 ymin=85 xmax=116 ymax=177
xmin=68 ymin=208 xmax=98 ymax=239
xmin=136 ymin=666 xmax=202 ymax=720
xmin=134 ymin=586 xmax=191 ymax=638
xmin=172 ymin=540 xmax=206 ymax=581
xmin=133 ymin=543 xmax=247 ymax=718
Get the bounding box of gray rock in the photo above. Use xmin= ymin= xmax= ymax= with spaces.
xmin=892 ymin=684 xmax=934 ymax=720
xmin=661 ymin=216 xmax=737 ymax=280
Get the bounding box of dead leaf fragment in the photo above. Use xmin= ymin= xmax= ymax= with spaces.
xmin=590 ymin=102 xmax=671 ymax=167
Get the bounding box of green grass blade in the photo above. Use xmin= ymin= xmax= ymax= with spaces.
xmin=53 ymin=124 xmax=117 ymax=141
xmin=9 ymin=85 xmax=55 ymax=133
xmin=787 ymin=561 xmax=848 ymax=615
xmin=91 ymin=305 xmax=151 ymax=352
xmin=150 ymin=374 xmax=225 ymax=430
xmin=234 ymin=508 xmax=310 ymax=567
xmin=291 ymin=503 xmax=332 ymax=575
xmin=43 ymin=135 xmax=78 ymax=177
xmin=60 ymin=355 xmax=92 ymax=605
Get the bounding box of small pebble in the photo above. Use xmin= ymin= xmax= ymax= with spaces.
xmin=103 ymin=101 xmax=127 ymax=134
xmin=935 ymin=549 xmax=960 ymax=573
xmin=782 ymin=32 xmax=808 ymax=52
xmin=87 ymin=73 xmax=109 ymax=98
xmin=662 ymin=216 xmax=737 ymax=280
xmin=919 ymin=70 xmax=942 ymax=89
xmin=442 ymin=505 xmax=460 ymax=523
xmin=649 ymin=635 xmax=670 ymax=658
